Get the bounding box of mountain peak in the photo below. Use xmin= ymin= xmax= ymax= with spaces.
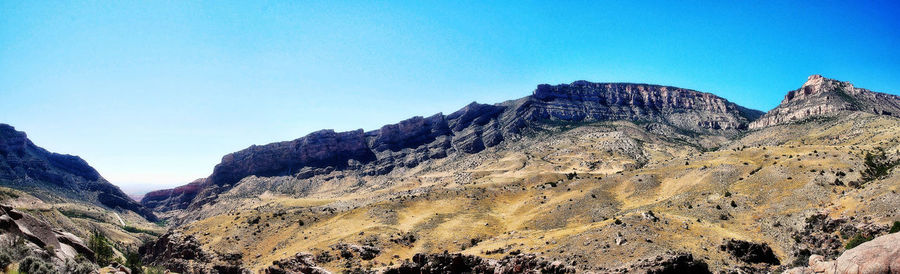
xmin=750 ymin=75 xmax=900 ymax=129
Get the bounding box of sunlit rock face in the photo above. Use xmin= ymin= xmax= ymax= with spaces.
xmin=750 ymin=75 xmax=900 ymax=129
xmin=528 ymin=81 xmax=762 ymax=132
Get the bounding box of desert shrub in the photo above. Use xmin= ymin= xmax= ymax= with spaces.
xmin=1 ymin=235 xmax=31 ymax=269
xmin=144 ymin=265 xmax=167 ymax=274
xmin=0 ymin=251 xmax=12 ymax=270
xmin=19 ymin=255 xmax=56 ymax=274
xmin=861 ymin=148 xmax=898 ymax=183
xmin=63 ymin=259 xmax=95 ymax=274
xmin=845 ymin=234 xmax=873 ymax=249
xmin=890 ymin=221 xmax=900 ymax=234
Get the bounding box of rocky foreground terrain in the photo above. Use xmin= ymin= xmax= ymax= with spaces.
xmin=135 ymin=75 xmax=900 ymax=273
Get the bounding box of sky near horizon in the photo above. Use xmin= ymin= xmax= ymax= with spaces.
xmin=1 ymin=1 xmax=899 ymax=193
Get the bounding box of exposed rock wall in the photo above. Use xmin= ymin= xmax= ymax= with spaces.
xmin=750 ymin=75 xmax=900 ymax=129
xmin=529 ymin=81 xmax=762 ymax=132
xmin=141 ymin=179 xmax=205 ymax=212
xmin=144 ymin=81 xmax=763 ymax=212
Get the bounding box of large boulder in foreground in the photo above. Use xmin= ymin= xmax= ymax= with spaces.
xmin=0 ymin=204 xmax=94 ymax=265
xmin=786 ymin=232 xmax=900 ymax=274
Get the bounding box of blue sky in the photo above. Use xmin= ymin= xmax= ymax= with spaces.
xmin=1 ymin=1 xmax=899 ymax=193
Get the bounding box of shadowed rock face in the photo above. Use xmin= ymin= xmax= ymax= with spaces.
xmin=144 ymin=81 xmax=763 ymax=212
xmin=208 ymin=129 xmax=376 ymax=188
xmin=750 ymin=75 xmax=900 ymax=129
xmin=0 ymin=124 xmax=157 ymax=222
xmin=141 ymin=179 xmax=205 ymax=212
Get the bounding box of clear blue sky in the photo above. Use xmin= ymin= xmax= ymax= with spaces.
xmin=1 ymin=1 xmax=899 ymax=193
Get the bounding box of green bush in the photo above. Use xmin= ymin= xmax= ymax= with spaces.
xmin=845 ymin=234 xmax=873 ymax=249
xmin=63 ymin=259 xmax=95 ymax=274
xmin=19 ymin=255 xmax=57 ymax=274
xmin=0 ymin=251 xmax=12 ymax=270
xmin=890 ymin=221 xmax=900 ymax=234
xmin=1 ymin=235 xmax=31 ymax=269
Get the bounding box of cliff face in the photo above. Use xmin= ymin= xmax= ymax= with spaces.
xmin=141 ymin=179 xmax=205 ymax=212
xmin=526 ymin=81 xmax=762 ymax=132
xmin=144 ymin=81 xmax=762 ymax=212
xmin=750 ymin=75 xmax=900 ymax=129
xmin=0 ymin=124 xmax=157 ymax=221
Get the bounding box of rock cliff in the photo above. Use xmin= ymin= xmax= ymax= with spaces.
xmin=144 ymin=81 xmax=762 ymax=212
xmin=0 ymin=124 xmax=157 ymax=221
xmin=750 ymin=75 xmax=900 ymax=129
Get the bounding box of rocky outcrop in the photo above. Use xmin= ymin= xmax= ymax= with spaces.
xmin=750 ymin=75 xmax=900 ymax=129
xmin=140 ymin=231 xmax=250 ymax=274
xmin=145 ymin=81 xmax=762 ymax=212
xmin=0 ymin=204 xmax=94 ymax=264
xmin=719 ymin=239 xmax=780 ymax=265
xmin=0 ymin=124 xmax=157 ymax=222
xmin=264 ymin=252 xmax=330 ymax=274
xmin=383 ymin=252 xmax=575 ymax=274
xmin=792 ymin=213 xmax=889 ymax=265
xmin=785 ymin=232 xmax=900 ymax=274
xmin=607 ymin=252 xmax=711 ymax=273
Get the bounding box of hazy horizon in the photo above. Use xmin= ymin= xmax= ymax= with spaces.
xmin=2 ymin=1 xmax=899 ymax=193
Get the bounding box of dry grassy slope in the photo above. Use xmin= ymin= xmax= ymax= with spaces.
xmin=0 ymin=187 xmax=165 ymax=255
xmin=175 ymin=114 xmax=899 ymax=272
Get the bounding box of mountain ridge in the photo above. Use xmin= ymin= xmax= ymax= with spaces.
xmin=0 ymin=124 xmax=158 ymax=221
xmin=142 ymin=80 xmax=764 ymax=212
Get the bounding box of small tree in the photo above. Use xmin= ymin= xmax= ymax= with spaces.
xmin=890 ymin=221 xmax=900 ymax=234
xmin=88 ymin=231 xmax=115 ymax=266
xmin=845 ymin=234 xmax=873 ymax=249
xmin=126 ymin=252 xmax=144 ymax=274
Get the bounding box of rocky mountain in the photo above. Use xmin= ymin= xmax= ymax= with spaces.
xmin=750 ymin=75 xmax=900 ymax=129
xmin=0 ymin=124 xmax=157 ymax=221
xmin=144 ymin=81 xmax=763 ymax=212
xmin=135 ymin=76 xmax=900 ymax=273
